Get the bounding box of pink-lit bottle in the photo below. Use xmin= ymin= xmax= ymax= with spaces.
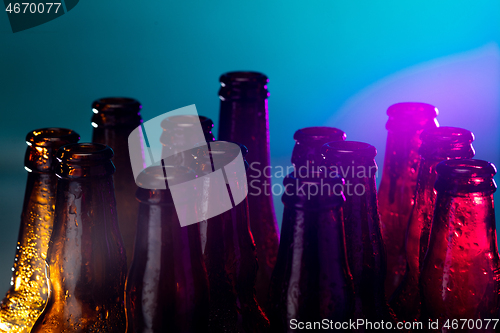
xmin=420 ymin=159 xmax=500 ymax=331
xmin=390 ymin=127 xmax=475 ymax=322
xmin=378 ymin=102 xmax=439 ymax=298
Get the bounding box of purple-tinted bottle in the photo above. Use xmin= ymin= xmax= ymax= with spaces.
xmin=218 ymin=72 xmax=279 ymax=306
xmin=267 ymin=127 xmax=353 ymax=332
xmin=125 ymin=165 xmax=209 ymax=333
xmin=322 ymin=141 xmax=393 ymax=323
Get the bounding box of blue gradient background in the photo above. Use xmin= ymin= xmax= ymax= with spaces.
xmin=0 ymin=0 xmax=498 ymax=295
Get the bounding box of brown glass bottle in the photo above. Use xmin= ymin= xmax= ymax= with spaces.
xmin=92 ymin=97 xmax=143 ymax=268
xmin=125 ymin=165 xmax=209 ymax=333
xmin=420 ymin=159 xmax=500 ymax=330
xmin=218 ymin=72 xmax=279 ymax=306
xmin=191 ymin=141 xmax=269 ymax=332
xmin=322 ymin=141 xmax=392 ymax=323
xmin=30 ymin=143 xmax=127 ymax=333
xmin=378 ymin=102 xmax=439 ymax=298
xmin=390 ymin=127 xmax=475 ymax=323
xmin=0 ymin=128 xmax=79 ymax=333
xmin=267 ymin=132 xmax=354 ymax=332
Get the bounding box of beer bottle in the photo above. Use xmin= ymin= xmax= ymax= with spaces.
xmin=322 ymin=141 xmax=392 ymax=322
xmin=125 ymin=165 xmax=209 ymax=333
xmin=267 ymin=129 xmax=354 ymax=332
xmin=193 ymin=141 xmax=269 ymax=332
xmin=420 ymin=159 xmax=500 ymax=330
xmin=378 ymin=102 xmax=439 ymax=298
xmin=0 ymin=128 xmax=79 ymax=333
xmin=31 ymin=143 xmax=127 ymax=333
xmin=91 ymin=97 xmax=143 ymax=268
xmin=390 ymin=127 xmax=474 ymax=322
xmin=218 ymin=72 xmax=279 ymax=306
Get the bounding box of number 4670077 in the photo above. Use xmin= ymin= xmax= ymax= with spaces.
xmin=5 ymin=3 xmax=62 ymax=14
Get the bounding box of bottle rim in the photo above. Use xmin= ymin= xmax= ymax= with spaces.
xmin=57 ymin=143 xmax=114 ymax=163
xmin=220 ymin=71 xmax=269 ymax=85
xmin=26 ymin=128 xmax=80 ymax=147
xmin=321 ymin=141 xmax=377 ymax=163
xmin=293 ymin=127 xmax=346 ymax=145
xmin=92 ymin=97 xmax=142 ymax=113
xmin=387 ymin=102 xmax=439 ymax=119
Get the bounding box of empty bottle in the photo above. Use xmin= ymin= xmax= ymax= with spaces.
xmin=378 ymin=102 xmax=439 ymax=298
xmin=91 ymin=97 xmax=143 ymax=268
xmin=390 ymin=127 xmax=474 ymax=322
xmin=218 ymin=72 xmax=279 ymax=306
xmin=125 ymin=165 xmax=209 ymax=333
xmin=193 ymin=141 xmax=269 ymax=332
xmin=420 ymin=159 xmax=500 ymax=331
xmin=267 ymin=128 xmax=354 ymax=332
xmin=31 ymin=143 xmax=127 ymax=333
xmin=322 ymin=141 xmax=392 ymax=323
xmin=0 ymin=128 xmax=79 ymax=333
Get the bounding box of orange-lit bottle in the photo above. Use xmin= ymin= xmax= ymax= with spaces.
xmin=390 ymin=127 xmax=474 ymax=322
xmin=0 ymin=128 xmax=79 ymax=333
xmin=92 ymin=97 xmax=143 ymax=268
xmin=267 ymin=128 xmax=353 ymax=332
xmin=322 ymin=141 xmax=393 ymax=323
xmin=125 ymin=165 xmax=209 ymax=333
xmin=420 ymin=159 xmax=500 ymax=330
xmin=218 ymin=72 xmax=279 ymax=306
xmin=378 ymin=102 xmax=439 ymax=298
xmin=31 ymin=143 xmax=127 ymax=333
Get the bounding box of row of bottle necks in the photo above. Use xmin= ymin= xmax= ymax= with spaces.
xmin=0 ymin=72 xmax=498 ymax=332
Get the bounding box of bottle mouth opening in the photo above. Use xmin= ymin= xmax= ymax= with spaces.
xmin=92 ymin=97 xmax=141 ymax=113
xmin=321 ymin=141 xmax=377 ymax=160
xmin=26 ymin=128 xmax=80 ymax=147
xmin=57 ymin=143 xmax=114 ymax=163
xmin=293 ymin=127 xmax=346 ymax=145
xmin=421 ymin=126 xmax=474 ymax=144
xmin=220 ymin=71 xmax=268 ymax=85
xmin=387 ymin=102 xmax=439 ymax=119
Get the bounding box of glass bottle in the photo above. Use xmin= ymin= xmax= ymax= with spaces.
xmin=378 ymin=102 xmax=439 ymax=298
xmin=322 ymin=141 xmax=392 ymax=322
xmin=420 ymin=159 xmax=500 ymax=330
xmin=0 ymin=128 xmax=79 ymax=333
xmin=267 ymin=130 xmax=354 ymax=332
xmin=218 ymin=71 xmax=279 ymax=306
xmin=91 ymin=97 xmax=143 ymax=268
xmin=390 ymin=127 xmax=475 ymax=322
xmin=125 ymin=165 xmax=209 ymax=333
xmin=192 ymin=141 xmax=269 ymax=332
xmin=30 ymin=143 xmax=127 ymax=333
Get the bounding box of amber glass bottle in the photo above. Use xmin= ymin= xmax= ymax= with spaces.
xmin=0 ymin=128 xmax=79 ymax=333
xmin=192 ymin=141 xmax=269 ymax=332
xmin=218 ymin=72 xmax=279 ymax=306
xmin=267 ymin=129 xmax=353 ymax=332
xmin=378 ymin=102 xmax=439 ymax=298
xmin=92 ymin=97 xmax=143 ymax=268
xmin=322 ymin=141 xmax=392 ymax=322
xmin=125 ymin=165 xmax=209 ymax=333
xmin=420 ymin=159 xmax=500 ymax=330
xmin=30 ymin=143 xmax=127 ymax=333
xmin=390 ymin=127 xmax=474 ymax=322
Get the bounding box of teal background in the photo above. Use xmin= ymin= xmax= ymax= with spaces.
xmin=0 ymin=0 xmax=499 ymax=296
